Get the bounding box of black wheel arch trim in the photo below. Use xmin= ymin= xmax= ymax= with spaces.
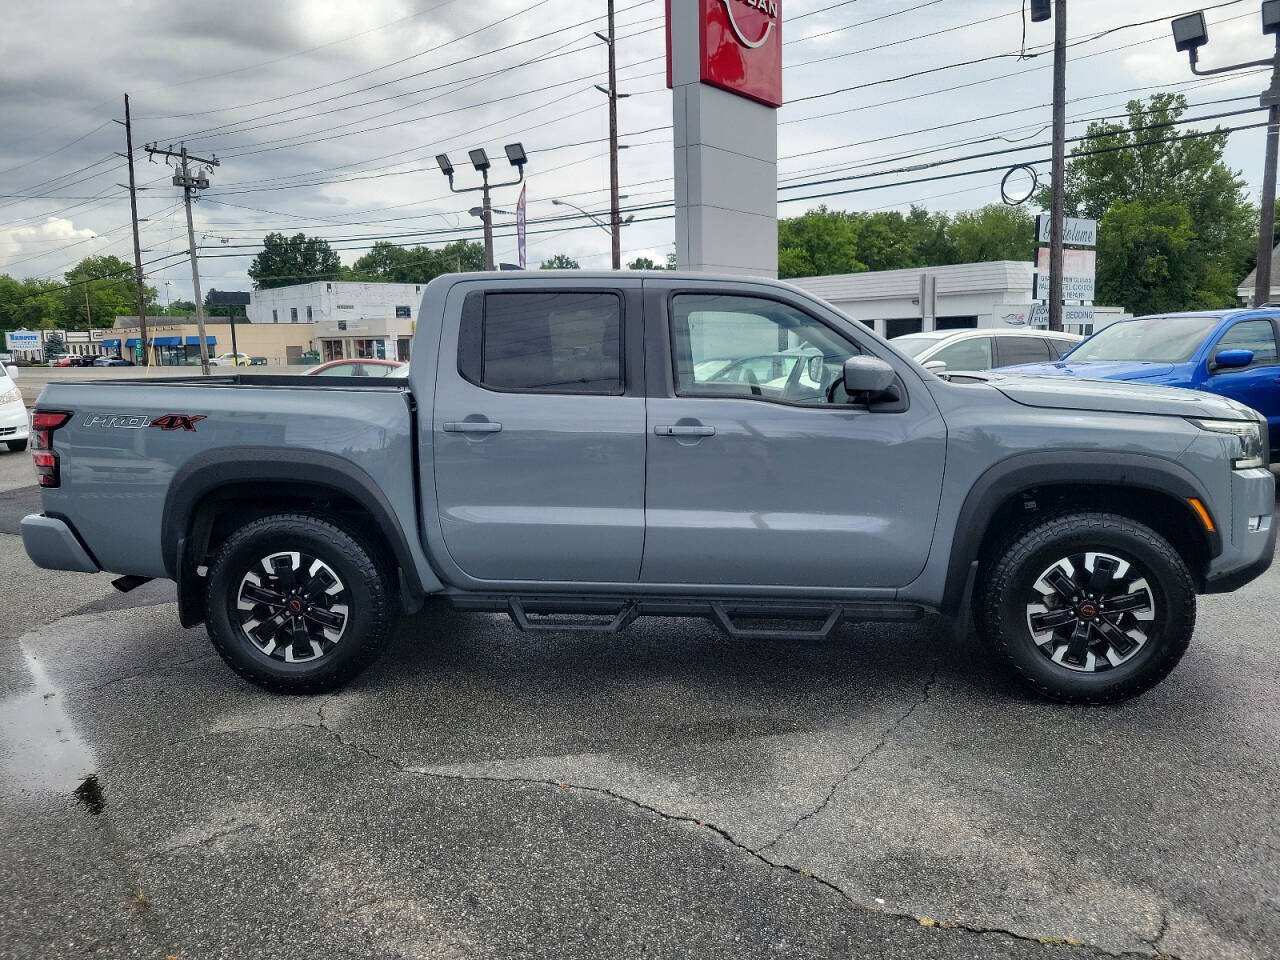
xmin=161 ymin=447 xmax=427 ymax=601
xmin=941 ymin=451 xmax=1221 ymax=615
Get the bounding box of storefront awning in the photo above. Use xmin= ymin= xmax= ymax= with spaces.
xmin=153 ymin=336 xmax=182 ymax=346
xmin=102 ymin=339 xmax=120 ymax=348
xmin=184 ymin=335 xmax=216 ymax=345
xmin=125 ymin=338 xmax=139 ymax=347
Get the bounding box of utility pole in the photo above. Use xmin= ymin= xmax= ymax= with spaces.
xmin=596 ymin=1 xmax=623 ymax=270
xmin=117 ymin=95 xmax=151 ymax=365
xmin=1257 ymin=47 xmax=1280 ymax=306
xmin=1047 ymin=0 xmax=1067 ymax=332
xmin=481 ymin=179 xmax=495 ymax=271
xmin=146 ymin=143 xmax=217 ymax=375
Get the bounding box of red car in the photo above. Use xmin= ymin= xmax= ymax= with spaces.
xmin=52 ymin=356 xmax=74 ymax=367
xmin=305 ymin=359 xmax=404 ymax=378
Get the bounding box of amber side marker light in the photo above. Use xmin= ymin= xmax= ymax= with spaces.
xmin=1187 ymin=497 xmax=1216 ymax=534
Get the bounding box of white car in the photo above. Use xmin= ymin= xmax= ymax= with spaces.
xmin=208 ymin=352 xmax=251 ymax=367
xmin=892 ymin=328 xmax=1082 ymax=374
xmin=0 ymin=364 xmax=29 ymax=452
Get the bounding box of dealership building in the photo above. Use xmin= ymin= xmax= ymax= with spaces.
xmin=248 ymin=281 xmax=425 ymax=363
xmin=792 ymin=261 xmax=1123 ymax=339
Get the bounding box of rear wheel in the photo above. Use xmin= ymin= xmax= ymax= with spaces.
xmin=978 ymin=512 xmax=1196 ymax=704
xmin=205 ymin=513 xmax=395 ymax=692
xmin=5 ymin=440 xmax=27 ymax=452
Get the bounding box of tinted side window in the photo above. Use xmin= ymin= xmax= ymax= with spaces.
xmin=930 ymin=337 xmax=993 ymax=371
xmin=480 ymin=292 xmax=622 ymax=394
xmin=1046 ymin=337 xmax=1076 ymax=359
xmin=995 ymin=336 xmax=1051 ymax=367
xmin=1215 ymin=320 xmax=1278 ymax=368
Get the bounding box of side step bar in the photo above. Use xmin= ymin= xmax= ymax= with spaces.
xmin=449 ymin=594 xmax=925 ymax=641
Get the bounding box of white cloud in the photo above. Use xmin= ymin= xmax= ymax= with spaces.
xmin=0 ymin=218 xmax=96 ymax=272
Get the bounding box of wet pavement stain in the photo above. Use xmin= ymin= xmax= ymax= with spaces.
xmin=0 ymin=648 xmax=96 ymax=798
xmin=73 ymin=773 xmax=104 ymax=814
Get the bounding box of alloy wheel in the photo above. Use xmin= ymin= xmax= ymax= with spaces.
xmin=235 ymin=551 xmax=349 ymax=663
xmin=1024 ymin=551 xmax=1155 ymax=673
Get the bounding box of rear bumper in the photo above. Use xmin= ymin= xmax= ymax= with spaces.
xmin=21 ymin=514 xmax=100 ymax=573
xmin=1203 ymin=468 xmax=1276 ymax=594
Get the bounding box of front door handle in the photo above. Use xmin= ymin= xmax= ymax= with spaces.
xmin=654 ymin=424 xmax=715 ymax=437
xmin=443 ymin=420 xmax=502 ymax=433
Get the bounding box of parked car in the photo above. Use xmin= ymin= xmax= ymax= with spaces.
xmin=67 ymin=354 xmax=96 ymax=367
xmin=305 ymin=358 xmax=405 ymax=377
xmin=51 ymin=356 xmax=74 ymax=367
xmin=999 ymin=309 xmax=1280 ymax=461
xmin=209 ymin=353 xmax=251 ymax=367
xmin=92 ymin=355 xmax=134 ymax=367
xmin=0 ymin=364 xmax=29 ymax=452
xmin=892 ymin=328 xmax=1082 ymax=374
xmin=19 ymin=273 xmax=1274 ymax=704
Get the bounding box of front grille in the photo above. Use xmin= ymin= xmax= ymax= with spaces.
xmin=0 ymin=427 xmax=15 ymax=437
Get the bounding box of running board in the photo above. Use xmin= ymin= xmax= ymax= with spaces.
xmin=448 ymin=594 xmax=924 ymax=640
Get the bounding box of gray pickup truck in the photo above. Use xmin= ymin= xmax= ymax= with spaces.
xmin=21 ymin=272 xmax=1276 ymax=702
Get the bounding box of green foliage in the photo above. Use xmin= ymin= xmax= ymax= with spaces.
xmin=540 ymin=253 xmax=581 ymax=269
xmin=43 ymin=330 xmax=66 ymax=356
xmin=778 ymin=206 xmax=865 ymax=278
xmin=947 ymin=205 xmax=1035 ymax=263
xmin=1040 ymin=94 xmax=1255 ymax=312
xmin=0 ymin=275 xmax=67 ymax=332
xmin=344 ymin=239 xmax=485 ymax=284
xmin=626 ymin=256 xmax=664 ymax=270
xmin=249 ymin=233 xmax=343 ymax=289
xmin=166 ymin=300 xmax=197 ymax=315
xmin=63 ymin=255 xmax=155 ymax=329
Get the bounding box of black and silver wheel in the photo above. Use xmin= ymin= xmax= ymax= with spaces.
xmin=979 ymin=512 xmax=1196 ymax=703
xmin=206 ymin=513 xmax=394 ymax=693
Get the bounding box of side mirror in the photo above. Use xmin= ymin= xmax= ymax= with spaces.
xmin=4 ymin=364 xmax=19 ymax=380
xmin=1212 ymin=349 xmax=1253 ymax=371
xmin=922 ymin=359 xmax=947 ymax=374
xmin=843 ymin=355 xmax=895 ymax=396
xmin=806 ymin=355 xmax=824 ymax=382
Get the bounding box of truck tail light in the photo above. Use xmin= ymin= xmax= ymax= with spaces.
xmin=31 ymin=410 xmax=72 ymax=488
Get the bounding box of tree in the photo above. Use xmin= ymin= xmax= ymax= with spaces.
xmin=948 ymin=205 xmax=1035 ymax=263
xmin=626 ymin=256 xmax=662 ymax=270
xmin=166 ymin=300 xmax=197 ymax=315
xmin=0 ymin=275 xmax=68 ymax=332
xmin=1042 ymin=94 xmax=1255 ymax=311
xmin=778 ymin=206 xmax=864 ymax=279
xmin=249 ymin=233 xmax=342 ymax=289
xmin=540 ymin=253 xmax=580 ymax=269
xmin=345 ymin=239 xmax=485 ymax=284
xmin=44 ymin=331 xmax=66 ymax=356
xmin=62 ymin=255 xmax=155 ymax=329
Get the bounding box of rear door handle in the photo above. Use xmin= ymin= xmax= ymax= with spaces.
xmin=443 ymin=420 xmax=502 ymax=433
xmin=654 ymin=424 xmax=715 ymax=437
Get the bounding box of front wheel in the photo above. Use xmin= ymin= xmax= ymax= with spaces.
xmin=5 ymin=439 xmax=27 ymax=452
xmin=978 ymin=512 xmax=1196 ymax=704
xmin=205 ymin=513 xmax=395 ymax=693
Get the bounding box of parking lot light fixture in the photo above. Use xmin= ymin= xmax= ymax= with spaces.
xmin=1265 ymin=0 xmax=1280 ymax=35
xmin=504 ymin=142 xmax=527 ymax=168
xmin=436 ymin=154 xmax=454 ymax=179
xmin=468 ymin=148 xmax=490 ymax=173
xmin=1172 ymin=12 xmax=1208 ymax=55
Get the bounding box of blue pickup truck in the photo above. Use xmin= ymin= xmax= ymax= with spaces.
xmin=1001 ymin=309 xmax=1280 ymax=461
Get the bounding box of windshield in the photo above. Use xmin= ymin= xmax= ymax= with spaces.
xmin=892 ymin=336 xmax=941 ymax=359
xmin=1067 ymin=316 xmax=1219 ymax=363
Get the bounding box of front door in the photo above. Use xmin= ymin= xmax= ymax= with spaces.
xmin=641 ymin=287 xmax=947 ymax=589
xmin=1203 ymin=317 xmax=1280 ymax=455
xmin=433 ymin=285 xmax=646 ymax=583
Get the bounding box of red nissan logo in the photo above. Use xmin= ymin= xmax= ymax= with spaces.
xmin=1078 ymin=602 xmax=1097 ymax=619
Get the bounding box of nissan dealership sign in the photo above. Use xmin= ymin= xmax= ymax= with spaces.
xmin=668 ymin=0 xmax=783 ymax=108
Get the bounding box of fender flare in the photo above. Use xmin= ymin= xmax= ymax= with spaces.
xmin=940 ymin=451 xmax=1220 ymax=615
xmin=161 ymin=447 xmax=431 ymax=597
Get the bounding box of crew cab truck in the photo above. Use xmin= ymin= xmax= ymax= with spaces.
xmin=20 ymin=273 xmax=1276 ymax=703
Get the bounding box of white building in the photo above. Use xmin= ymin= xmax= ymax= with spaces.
xmin=249 ymin=281 xmax=425 ymax=363
xmin=791 ymin=261 xmax=1124 ymax=339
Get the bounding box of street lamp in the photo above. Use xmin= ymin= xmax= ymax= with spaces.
xmin=551 ymin=198 xmax=634 ymax=236
xmin=438 ymin=143 xmax=526 ymax=271
xmin=1173 ymin=3 xmax=1280 ymax=306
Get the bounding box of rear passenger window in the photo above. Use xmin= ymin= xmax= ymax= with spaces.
xmin=995 ymin=336 xmax=1051 ymax=367
xmin=459 ymin=291 xmax=623 ymax=394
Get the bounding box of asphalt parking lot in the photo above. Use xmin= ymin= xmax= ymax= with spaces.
xmin=1 ymin=447 xmax=1277 ymax=960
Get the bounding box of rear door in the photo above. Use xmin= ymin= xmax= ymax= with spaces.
xmin=432 ymin=280 xmax=647 ymax=583
xmin=640 ymin=280 xmax=947 ymax=589
xmin=994 ymin=335 xmax=1052 ymax=368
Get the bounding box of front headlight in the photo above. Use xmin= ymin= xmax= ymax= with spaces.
xmin=1188 ymin=417 xmax=1265 ymax=469
xmin=0 ymin=388 xmax=18 ymax=405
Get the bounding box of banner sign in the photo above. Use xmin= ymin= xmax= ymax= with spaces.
xmin=1035 ymin=247 xmax=1096 ymax=301
xmin=1036 ymin=215 xmax=1097 ymax=247
xmin=517 ymin=183 xmax=527 ymax=270
xmin=5 ymin=331 xmax=40 ymax=351
xmin=998 ymin=304 xmax=1096 ymax=328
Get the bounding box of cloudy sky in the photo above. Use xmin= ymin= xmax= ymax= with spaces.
xmin=0 ymin=0 xmax=1272 ymax=301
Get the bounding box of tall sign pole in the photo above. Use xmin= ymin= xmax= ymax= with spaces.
xmin=602 ymin=0 xmax=622 ymax=270
xmin=1048 ymin=0 xmax=1068 ymax=332
xmin=118 ymin=95 xmax=151 ymax=364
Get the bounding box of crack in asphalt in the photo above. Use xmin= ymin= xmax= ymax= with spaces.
xmin=88 ymin=653 xmax=218 ymax=693
xmin=157 ymin=822 xmax=257 ymax=854
xmin=309 ymin=689 xmax=1178 ymax=960
xmin=758 ymin=658 xmax=941 ymax=855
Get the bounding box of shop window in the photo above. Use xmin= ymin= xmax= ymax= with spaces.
xmin=290 ymin=307 xmax=298 ymax=322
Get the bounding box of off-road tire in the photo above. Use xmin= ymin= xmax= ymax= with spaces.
xmin=205 ymin=513 xmax=395 ymax=693
xmin=978 ymin=511 xmax=1196 ymax=704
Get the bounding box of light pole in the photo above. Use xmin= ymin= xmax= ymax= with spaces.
xmin=437 ymin=143 xmax=526 ymax=271
xmin=551 ymin=198 xmax=634 ymax=235
xmin=1173 ymin=2 xmax=1280 ymax=306
xmin=1030 ymin=0 xmax=1067 ymax=332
